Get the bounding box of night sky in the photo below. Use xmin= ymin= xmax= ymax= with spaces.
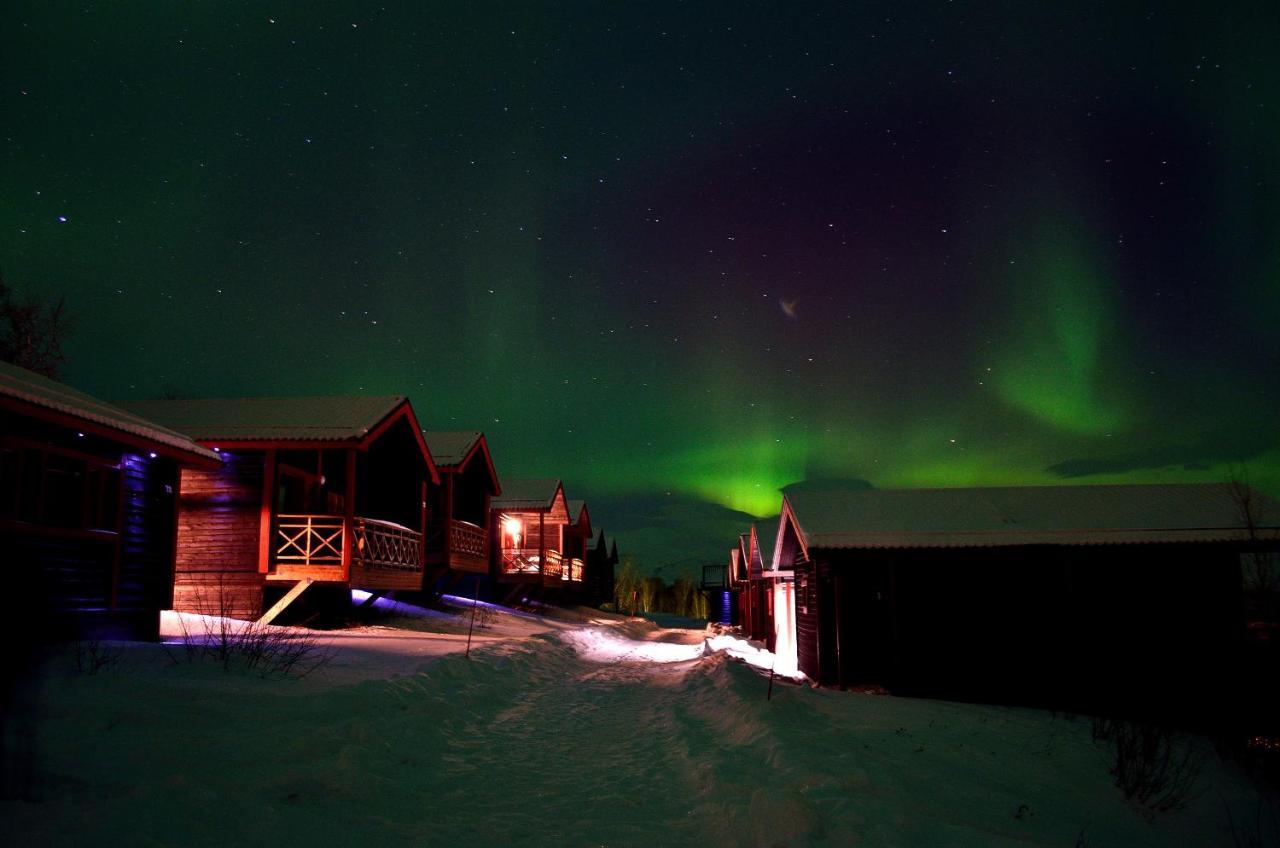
xmin=3 ymin=2 xmax=1279 ymax=517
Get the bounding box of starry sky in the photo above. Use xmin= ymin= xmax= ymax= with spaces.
xmin=3 ymin=2 xmax=1279 ymax=518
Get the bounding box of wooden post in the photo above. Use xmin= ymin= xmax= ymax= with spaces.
xmin=420 ymin=478 xmax=429 ymax=578
xmin=258 ymin=450 xmax=277 ymax=574
xmin=342 ymin=449 xmax=356 ymax=582
xmin=833 ymin=570 xmax=846 ymax=691
xmin=442 ymin=473 xmax=453 ymax=566
xmin=165 ymin=463 xmax=182 ymax=610
xmin=465 ymin=578 xmax=479 ymax=659
xmin=538 ymin=512 xmax=545 ymax=574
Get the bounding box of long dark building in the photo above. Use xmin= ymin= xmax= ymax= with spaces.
xmin=1 ymin=362 xmax=220 ymax=640
xmin=776 ymin=483 xmax=1279 ymax=720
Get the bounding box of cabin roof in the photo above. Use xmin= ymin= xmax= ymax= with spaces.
xmin=422 ymin=431 xmax=483 ymax=466
xmin=0 ymin=361 xmax=219 ymax=464
xmin=423 ymin=429 xmax=500 ymax=493
xmin=123 ymin=395 xmax=409 ymax=443
xmin=492 ymin=478 xmax=563 ymax=511
xmin=784 ymin=483 xmax=1280 ymax=550
xmin=752 ymin=518 xmax=780 ymax=558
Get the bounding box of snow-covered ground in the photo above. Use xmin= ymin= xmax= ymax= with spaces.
xmin=2 ymin=600 xmax=1271 ymax=847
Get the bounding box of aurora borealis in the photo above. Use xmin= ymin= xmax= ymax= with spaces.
xmin=3 ymin=3 xmax=1279 ymax=519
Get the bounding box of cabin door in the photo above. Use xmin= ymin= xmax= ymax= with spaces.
xmin=277 ymin=465 xmax=323 ymax=513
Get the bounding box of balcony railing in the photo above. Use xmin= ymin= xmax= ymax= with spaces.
xmin=564 ymin=557 xmax=584 ymax=582
xmin=275 ymin=514 xmax=423 ymax=574
xmin=276 ymin=514 xmax=345 ymax=567
xmin=501 ymin=547 xmax=563 ymax=576
xmin=353 ymin=516 xmax=423 ymax=572
xmin=448 ymin=519 xmax=486 ymax=559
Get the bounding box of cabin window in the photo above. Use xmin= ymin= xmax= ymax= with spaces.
xmin=798 ymin=574 xmax=810 ymax=615
xmin=0 ymin=443 xmax=122 ymax=532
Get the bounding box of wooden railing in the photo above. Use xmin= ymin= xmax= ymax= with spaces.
xmin=502 ymin=547 xmax=543 ymax=574
xmin=353 ymin=516 xmax=423 ymax=572
xmin=275 ymin=514 xmax=423 ymax=573
xmin=701 ymin=564 xmax=728 ymax=589
xmin=542 ymin=550 xmax=564 ymax=580
xmin=566 ymin=557 xmax=584 ymax=582
xmin=449 ymin=520 xmax=486 ymax=558
xmin=276 ymin=514 xmax=344 ymax=567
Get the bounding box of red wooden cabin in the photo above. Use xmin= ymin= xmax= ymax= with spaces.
xmin=1 ymin=362 xmax=220 ymax=639
xmin=745 ymin=520 xmax=779 ymax=647
xmin=490 ymin=479 xmax=570 ymax=588
xmin=125 ymin=396 xmax=438 ymax=619
xmin=422 ymin=431 xmax=501 ymax=578
xmin=559 ymin=499 xmax=592 ymax=590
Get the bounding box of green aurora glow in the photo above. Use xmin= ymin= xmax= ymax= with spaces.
xmin=2 ymin=2 xmax=1279 ymax=521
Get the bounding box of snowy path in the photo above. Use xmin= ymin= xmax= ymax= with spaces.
xmin=3 ymin=620 xmax=1264 ymax=847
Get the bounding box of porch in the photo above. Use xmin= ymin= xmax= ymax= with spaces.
xmin=425 ymin=517 xmax=489 ymax=574
xmin=269 ymin=513 xmax=424 ymax=591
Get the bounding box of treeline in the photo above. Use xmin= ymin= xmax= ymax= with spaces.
xmin=610 ymin=556 xmax=710 ymax=620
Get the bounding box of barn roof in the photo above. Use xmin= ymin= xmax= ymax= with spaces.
xmin=784 ymin=483 xmax=1280 ymax=550
xmin=124 ymin=395 xmax=409 ymax=443
xmin=0 ymin=361 xmax=219 ymax=464
xmin=492 ymin=478 xmax=563 ymax=511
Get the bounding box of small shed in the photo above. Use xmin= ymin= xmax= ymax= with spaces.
xmin=778 ymin=483 xmax=1278 ymax=716
xmin=125 ymin=396 xmax=438 ymax=619
xmin=422 ymin=431 xmax=501 ymax=576
xmin=1 ymin=362 xmax=219 ymax=639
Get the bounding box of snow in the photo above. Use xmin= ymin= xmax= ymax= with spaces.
xmin=2 ymin=600 xmax=1268 ymax=847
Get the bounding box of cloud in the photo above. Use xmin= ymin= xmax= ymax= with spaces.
xmin=1046 ymin=423 xmax=1278 ymax=478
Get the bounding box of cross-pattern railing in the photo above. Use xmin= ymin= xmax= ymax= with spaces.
xmin=354 ymin=516 xmax=423 ymax=572
xmin=502 ymin=547 xmax=543 ymax=574
xmin=275 ymin=514 xmax=423 ymax=573
xmin=276 ymin=514 xmax=344 ymax=567
xmin=449 ymin=520 xmax=486 ymax=558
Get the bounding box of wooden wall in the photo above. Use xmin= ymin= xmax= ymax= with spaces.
xmin=1 ymin=411 xmax=180 ymax=640
xmin=804 ymin=544 xmax=1247 ymax=722
xmin=172 ymin=451 xmax=265 ymax=619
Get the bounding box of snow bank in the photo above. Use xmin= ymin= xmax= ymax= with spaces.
xmin=3 ymin=616 xmax=1268 ymax=847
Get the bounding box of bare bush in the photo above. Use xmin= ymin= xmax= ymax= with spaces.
xmin=169 ymin=577 xmax=333 ymax=678
xmin=171 ymin=613 xmax=333 ymax=678
xmin=72 ymin=640 xmax=121 ymax=675
xmin=1092 ymin=717 xmax=1207 ymax=816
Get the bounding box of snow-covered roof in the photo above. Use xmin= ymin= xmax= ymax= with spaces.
xmin=123 ymin=395 xmax=410 ymax=443
xmin=785 ymin=483 xmax=1280 ymax=550
xmin=0 ymin=360 xmax=219 ymax=463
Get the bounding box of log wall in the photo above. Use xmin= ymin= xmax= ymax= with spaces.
xmin=172 ymin=451 xmax=265 ymax=619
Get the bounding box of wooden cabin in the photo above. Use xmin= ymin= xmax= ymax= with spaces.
xmin=560 ymin=499 xmax=592 ymax=591
xmin=587 ymin=530 xmax=615 ymax=607
xmin=0 ymin=361 xmax=220 ymax=640
xmin=778 ymin=483 xmax=1278 ymax=719
xmin=124 ymin=396 xmax=438 ymax=619
xmin=422 ymin=431 xmax=501 ymax=580
xmin=745 ymin=520 xmax=780 ymax=648
xmin=490 ymin=478 xmax=571 ymax=592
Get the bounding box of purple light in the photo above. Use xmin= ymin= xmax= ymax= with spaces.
xmin=76 ymin=431 xmax=85 ymax=438
xmin=57 ymin=215 xmax=67 ymax=223
xmin=148 ymin=452 xmax=157 ymax=459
